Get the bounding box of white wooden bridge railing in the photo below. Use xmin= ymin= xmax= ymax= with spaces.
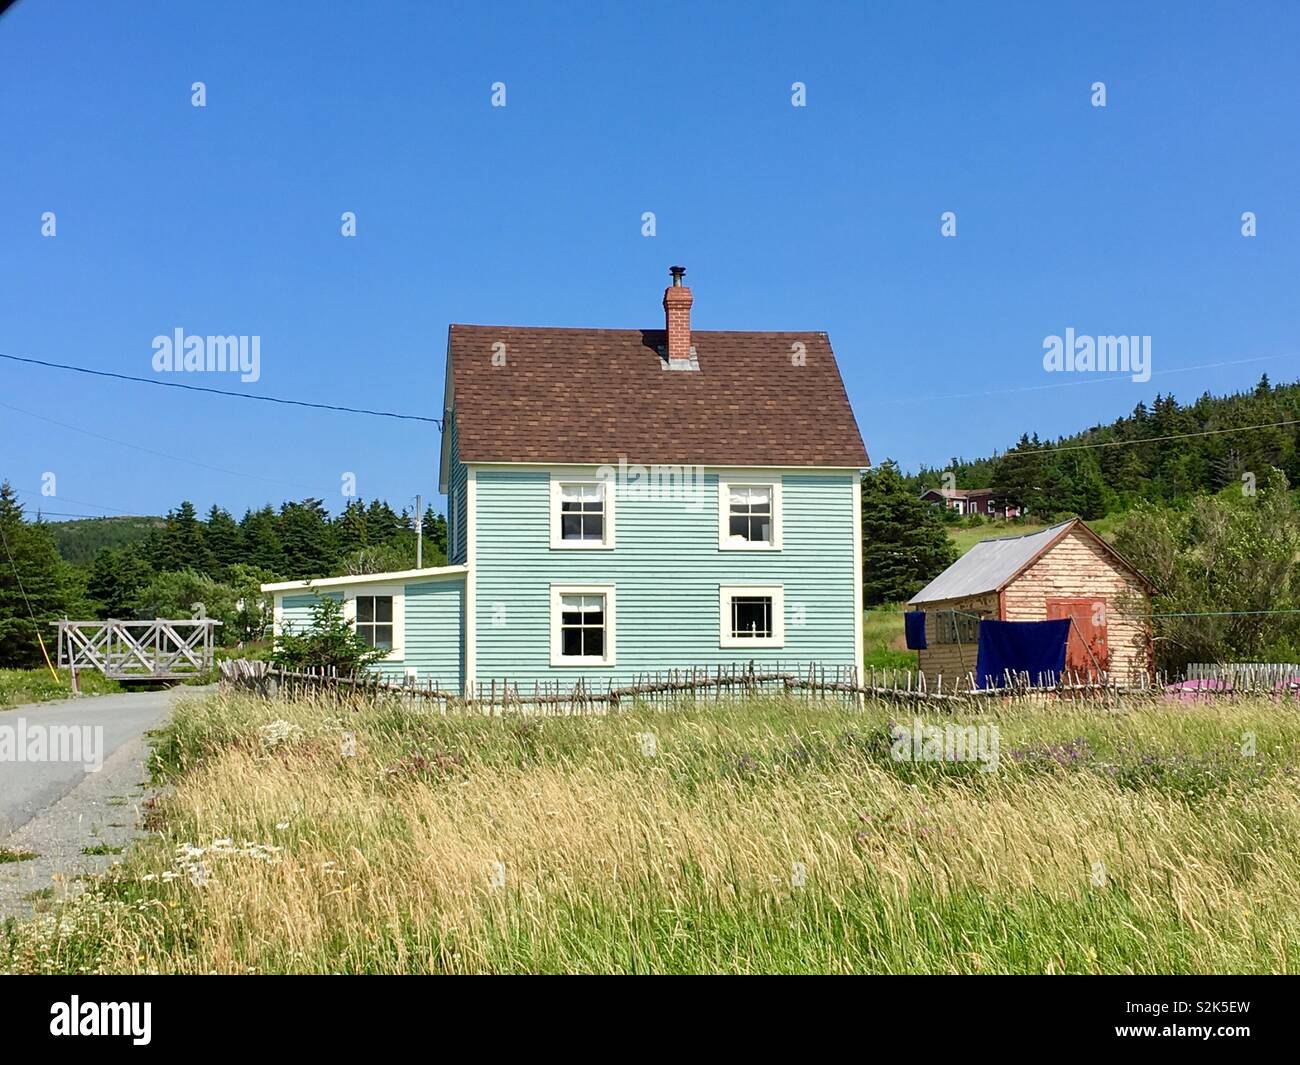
xmin=55 ymin=619 xmax=222 ymax=681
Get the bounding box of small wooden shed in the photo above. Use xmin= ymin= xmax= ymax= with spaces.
xmin=907 ymin=518 xmax=1154 ymax=687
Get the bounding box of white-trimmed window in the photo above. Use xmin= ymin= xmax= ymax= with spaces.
xmin=550 ymin=474 xmax=614 ymax=549
xmin=718 ymin=476 xmax=782 ymax=549
xmin=354 ymin=595 xmax=394 ymax=650
xmin=719 ymin=585 xmax=785 ymax=648
xmin=342 ymin=585 xmax=405 ymax=659
xmin=550 ymin=584 xmax=616 ymax=665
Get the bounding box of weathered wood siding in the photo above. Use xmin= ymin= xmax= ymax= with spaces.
xmin=1001 ymin=526 xmax=1151 ymax=681
xmin=914 ymin=591 xmax=999 ymax=687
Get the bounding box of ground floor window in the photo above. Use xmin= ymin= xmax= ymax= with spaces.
xmin=550 ymin=584 xmax=616 ymax=665
xmin=355 ymin=595 xmax=395 ymax=650
xmin=719 ymin=585 xmax=785 ymax=648
xmin=340 ymin=585 xmax=405 ymax=659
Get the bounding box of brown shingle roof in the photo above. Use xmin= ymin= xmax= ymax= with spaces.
xmin=446 ymin=325 xmax=869 ymax=468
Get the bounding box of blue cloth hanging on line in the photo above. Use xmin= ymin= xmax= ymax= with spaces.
xmin=975 ymin=618 xmax=1070 ymax=688
xmin=904 ymin=611 xmax=928 ymax=650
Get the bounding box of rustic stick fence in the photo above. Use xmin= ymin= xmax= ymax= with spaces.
xmin=216 ymin=658 xmax=1299 ymax=713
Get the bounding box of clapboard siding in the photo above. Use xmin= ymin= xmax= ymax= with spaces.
xmin=1001 ymin=526 xmax=1150 ymax=680
xmin=914 ymin=591 xmax=999 ymax=685
xmin=472 ymin=468 xmax=858 ymax=686
xmin=275 ymin=580 xmax=464 ymax=691
xmin=279 ymin=591 xmax=342 ymax=631
xmin=913 ymin=526 xmax=1151 ymax=687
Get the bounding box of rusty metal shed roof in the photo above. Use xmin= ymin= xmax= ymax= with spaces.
xmin=907 ymin=520 xmax=1078 ymax=605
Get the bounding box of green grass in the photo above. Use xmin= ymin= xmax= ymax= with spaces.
xmin=945 ymin=514 xmax=1122 ymax=557
xmin=862 ymin=606 xmax=913 ymax=669
xmin=0 ymin=849 xmax=38 ymax=864
xmin=0 ymin=668 xmax=122 ymax=711
xmin=81 ymin=845 xmax=124 ymax=856
xmin=2 ymin=688 xmax=1297 ymax=974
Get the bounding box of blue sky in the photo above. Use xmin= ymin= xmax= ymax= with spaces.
xmin=3 ymin=0 xmax=1298 ymax=521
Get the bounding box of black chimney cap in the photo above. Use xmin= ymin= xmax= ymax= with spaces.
xmin=669 ymin=265 xmax=686 ymax=285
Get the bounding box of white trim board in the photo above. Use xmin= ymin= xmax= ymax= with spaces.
xmin=261 ymin=565 xmax=467 ymax=593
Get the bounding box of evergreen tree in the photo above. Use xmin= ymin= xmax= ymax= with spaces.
xmin=860 ymin=461 xmax=958 ymax=606
xmin=991 ymin=434 xmax=1046 ymax=514
xmin=240 ymin=506 xmax=287 ymax=575
xmin=423 ymin=505 xmax=448 ymax=561
xmin=278 ymin=499 xmax=337 ymax=578
xmin=335 ymin=499 xmax=370 ymax=555
xmin=87 ymin=544 xmax=153 ymax=619
xmin=0 ymin=482 xmax=72 ymax=668
xmin=365 ymin=499 xmax=401 ymax=544
xmin=155 ymin=501 xmax=211 ymax=573
xmin=204 ymin=506 xmax=243 ymax=578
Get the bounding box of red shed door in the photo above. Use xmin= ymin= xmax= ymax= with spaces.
xmin=1046 ymin=598 xmax=1108 ymax=678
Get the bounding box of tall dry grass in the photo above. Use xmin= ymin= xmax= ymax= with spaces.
xmin=3 ymin=690 xmax=1298 ymax=973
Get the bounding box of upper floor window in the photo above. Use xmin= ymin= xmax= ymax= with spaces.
xmin=550 ymin=473 xmax=615 ymax=549
xmin=718 ymin=476 xmax=782 ymax=549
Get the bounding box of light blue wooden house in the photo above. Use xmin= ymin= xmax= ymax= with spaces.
xmin=264 ymin=268 xmax=870 ymax=695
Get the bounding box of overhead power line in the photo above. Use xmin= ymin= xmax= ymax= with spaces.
xmin=0 ymin=399 xmax=317 ymax=493
xmin=864 ymin=351 xmax=1300 ymax=406
xmin=1013 ymin=417 xmax=1300 ymax=456
xmin=0 ymin=351 xmax=443 ymax=427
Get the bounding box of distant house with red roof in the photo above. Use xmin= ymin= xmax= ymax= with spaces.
xmin=920 ymin=486 xmax=1021 ymax=519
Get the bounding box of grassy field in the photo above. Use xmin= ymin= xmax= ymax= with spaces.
xmin=945 ymin=514 xmax=1121 ymax=557
xmin=862 ymin=605 xmax=914 ymax=669
xmin=3 ymin=688 xmax=1297 ymax=974
xmin=0 ymin=667 xmax=121 ymax=711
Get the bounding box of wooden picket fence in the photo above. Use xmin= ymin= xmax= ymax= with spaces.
xmin=1185 ymin=662 xmax=1300 ymax=688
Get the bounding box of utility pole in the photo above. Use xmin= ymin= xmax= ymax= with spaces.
xmin=415 ymin=493 xmax=423 ymax=568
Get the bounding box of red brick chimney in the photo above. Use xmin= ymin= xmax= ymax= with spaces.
xmin=663 ymin=265 xmax=693 ymax=362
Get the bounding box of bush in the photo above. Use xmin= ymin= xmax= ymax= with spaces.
xmin=270 ymin=594 xmax=387 ymax=675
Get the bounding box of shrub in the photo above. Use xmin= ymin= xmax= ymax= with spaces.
xmin=269 ymin=595 xmax=387 ymax=676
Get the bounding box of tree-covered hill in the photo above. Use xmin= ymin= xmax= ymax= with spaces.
xmin=47 ymin=515 xmax=164 ymax=564
xmin=0 ymin=482 xmax=450 ymax=668
xmin=909 ymin=374 xmax=1300 ymax=519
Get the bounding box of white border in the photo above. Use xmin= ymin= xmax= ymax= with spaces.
xmin=718 ymin=474 xmax=783 ymax=550
xmin=719 ymin=584 xmax=785 ymax=648
xmin=261 ymin=565 xmax=466 ymax=593
xmin=549 ymin=583 xmax=617 ymax=666
xmin=340 ymin=583 xmax=406 ymax=660
xmin=549 ymin=471 xmax=616 ymax=549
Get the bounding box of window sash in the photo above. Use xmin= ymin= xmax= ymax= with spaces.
xmin=355 ymin=595 xmax=395 ymax=650
xmin=730 ymin=596 xmax=773 ymax=639
xmin=727 ymin=485 xmax=774 ymax=543
xmin=559 ymin=593 xmax=606 ymax=658
xmin=559 ymin=483 xmax=606 ymax=542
